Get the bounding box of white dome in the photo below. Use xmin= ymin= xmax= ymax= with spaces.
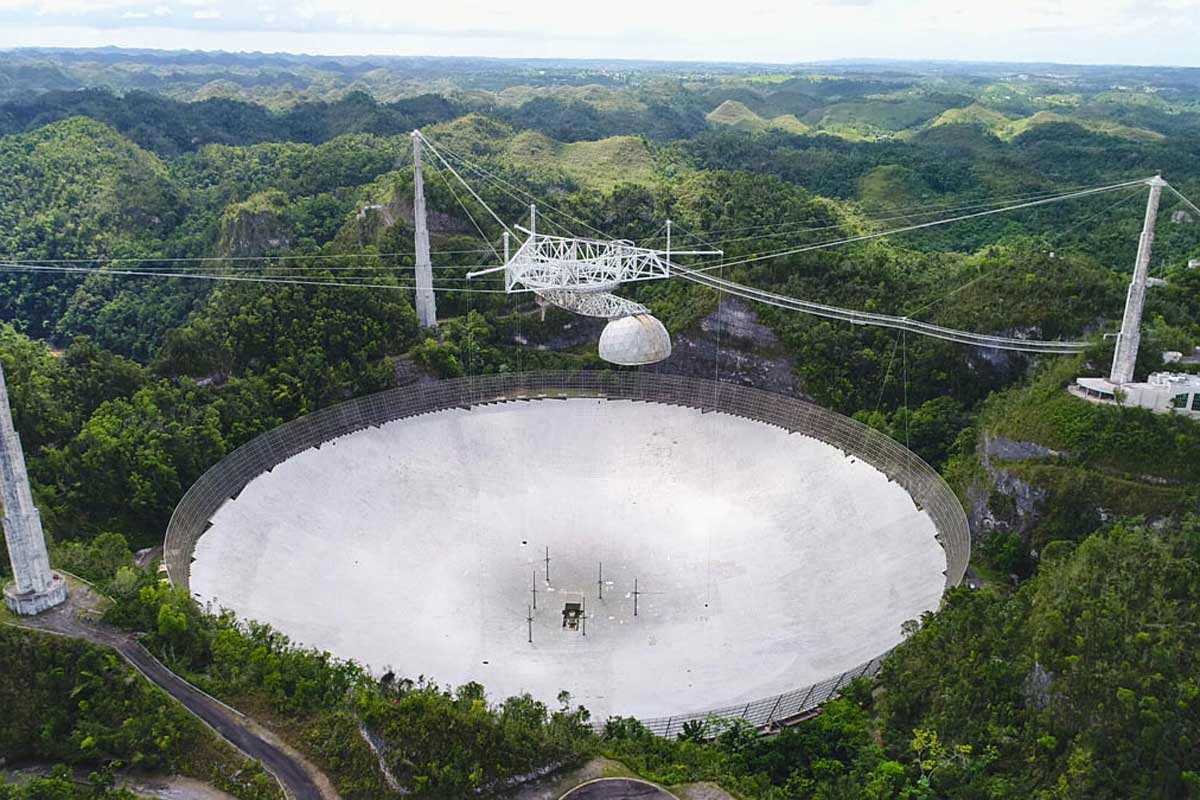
xmin=599 ymin=314 xmax=672 ymax=365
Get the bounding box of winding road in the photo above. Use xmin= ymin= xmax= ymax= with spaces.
xmin=9 ymin=585 xmax=331 ymax=800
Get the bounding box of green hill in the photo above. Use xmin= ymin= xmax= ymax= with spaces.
xmin=1002 ymin=110 xmax=1166 ymax=142
xmin=0 ymin=116 xmax=183 ymax=339
xmin=929 ymin=103 xmax=1015 ymax=131
xmin=929 ymin=104 xmax=1165 ymax=143
xmin=503 ymin=130 xmax=658 ymax=191
xmin=0 ymin=116 xmax=178 ymax=259
xmin=705 ymin=100 xmax=812 ymax=135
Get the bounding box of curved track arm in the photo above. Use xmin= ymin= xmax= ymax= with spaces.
xmin=675 ymin=266 xmax=1090 ymax=354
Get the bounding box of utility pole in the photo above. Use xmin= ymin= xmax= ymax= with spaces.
xmin=544 ymin=546 xmax=551 ymax=584
xmin=411 ymin=130 xmax=437 ymax=329
xmin=527 ymin=605 xmax=533 ymax=644
xmin=1110 ymin=175 xmax=1166 ymax=385
xmin=597 ymin=561 xmax=603 ymax=600
xmin=633 ymin=578 xmax=640 ymax=617
xmin=531 ymin=571 xmax=538 ymax=610
xmin=581 ymin=596 xmax=586 ymax=637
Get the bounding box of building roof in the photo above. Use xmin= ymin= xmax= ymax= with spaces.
xmin=1147 ymin=371 xmax=1200 ymax=390
xmin=1077 ymin=377 xmax=1117 ymax=394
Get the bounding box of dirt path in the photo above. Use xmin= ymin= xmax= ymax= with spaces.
xmin=8 ymin=584 xmax=336 ymax=800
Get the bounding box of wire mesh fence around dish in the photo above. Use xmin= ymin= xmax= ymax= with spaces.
xmin=163 ymin=370 xmax=969 ymax=734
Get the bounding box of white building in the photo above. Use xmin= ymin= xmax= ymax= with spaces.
xmin=1074 ymin=372 xmax=1200 ymax=417
xmin=1071 ymin=176 xmax=1200 ymax=420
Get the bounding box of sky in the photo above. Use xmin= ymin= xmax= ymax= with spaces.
xmin=1 ymin=0 xmax=1200 ymax=67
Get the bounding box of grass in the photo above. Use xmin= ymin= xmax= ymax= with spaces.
xmin=706 ymin=100 xmax=766 ymax=131
xmin=856 ymin=164 xmax=938 ymax=210
xmin=980 ymin=357 xmax=1200 ymax=484
xmin=813 ymin=98 xmax=954 ymax=134
xmin=504 ymin=131 xmax=659 ymax=192
xmin=929 ymin=103 xmax=1014 ymax=130
xmin=928 ymin=104 xmax=1165 ymax=142
xmin=1005 ymin=462 xmax=1189 ymax=517
xmin=705 ymin=100 xmax=812 ymax=135
xmin=1002 ymin=111 xmax=1165 ymax=142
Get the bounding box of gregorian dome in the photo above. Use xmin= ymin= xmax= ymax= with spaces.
xmin=598 ymin=314 xmax=672 ymax=365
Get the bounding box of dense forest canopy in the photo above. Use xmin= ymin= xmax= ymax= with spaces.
xmin=1 ymin=50 xmax=1199 ymax=799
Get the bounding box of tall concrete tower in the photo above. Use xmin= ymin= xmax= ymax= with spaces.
xmin=1110 ymin=176 xmax=1166 ymax=385
xmin=411 ymin=130 xmax=437 ymax=329
xmin=1 ymin=361 xmax=67 ymax=615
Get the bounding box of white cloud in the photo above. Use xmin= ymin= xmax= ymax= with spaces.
xmin=0 ymin=0 xmax=1197 ymax=65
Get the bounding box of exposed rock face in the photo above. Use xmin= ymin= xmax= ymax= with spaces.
xmin=969 ymin=432 xmax=1054 ymax=544
xmin=1024 ymin=661 xmax=1054 ymax=711
xmin=503 ymin=299 xmax=800 ymax=396
xmin=219 ymin=193 xmax=292 ymax=257
xmin=649 ymin=299 xmax=800 ymax=396
xmin=986 ymin=436 xmax=1064 ymax=462
xmin=386 ymin=196 xmax=470 ymax=235
xmin=353 ymin=187 xmax=472 ymax=244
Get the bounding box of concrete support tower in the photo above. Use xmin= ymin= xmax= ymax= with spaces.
xmin=411 ymin=131 xmax=437 ymax=329
xmin=1110 ymin=176 xmax=1166 ymax=385
xmin=0 ymin=361 xmax=66 ymax=615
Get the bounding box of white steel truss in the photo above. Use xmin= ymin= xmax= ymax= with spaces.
xmin=467 ymin=221 xmax=720 ymax=319
xmin=535 ymin=289 xmax=649 ymax=318
xmin=500 ymin=231 xmax=673 ymax=294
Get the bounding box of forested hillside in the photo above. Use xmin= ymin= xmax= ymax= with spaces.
xmin=1 ymin=50 xmax=1199 ymax=799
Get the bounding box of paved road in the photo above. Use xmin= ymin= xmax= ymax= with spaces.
xmin=560 ymin=778 xmax=678 ymax=799
xmin=115 ymin=639 xmax=324 ymax=800
xmin=11 ymin=587 xmax=329 ymax=800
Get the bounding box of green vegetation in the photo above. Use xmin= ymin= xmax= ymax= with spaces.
xmin=984 ymin=358 xmax=1200 ymax=482
xmin=95 ymin=573 xmax=596 ymax=798
xmin=1 ymin=51 xmax=1199 ymax=799
xmin=502 ymin=131 xmax=660 ymax=191
xmin=0 ymin=626 xmax=279 ymax=799
xmin=928 ymin=105 xmax=1167 ymax=143
xmin=597 ymin=519 xmax=1200 ymax=799
xmin=706 ymin=100 xmax=812 ymax=135
xmin=965 ymin=356 xmax=1200 ymax=554
xmin=1 ymin=768 xmax=138 ymax=800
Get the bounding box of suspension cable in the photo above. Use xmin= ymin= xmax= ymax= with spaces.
xmin=420 ymin=134 xmax=615 ymax=241
xmin=0 ymin=262 xmax=518 ymax=293
xmin=903 ymin=184 xmax=1148 ymax=320
xmin=675 ymin=264 xmax=1089 ymax=353
xmin=414 ymin=131 xmax=514 ymax=237
xmin=685 ymin=178 xmax=1154 ymax=275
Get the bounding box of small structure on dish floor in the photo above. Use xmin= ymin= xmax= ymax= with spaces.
xmin=562 ymin=593 xmax=584 ymax=631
